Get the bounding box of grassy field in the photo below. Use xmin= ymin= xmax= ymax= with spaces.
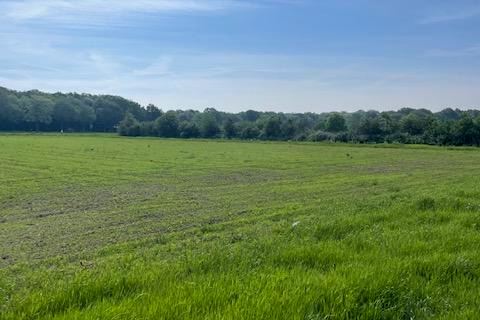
xmin=1 ymin=134 xmax=480 ymax=319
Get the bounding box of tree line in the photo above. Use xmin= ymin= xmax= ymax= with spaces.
xmin=1 ymin=86 xmax=480 ymax=146
xmin=0 ymin=86 xmax=152 ymax=132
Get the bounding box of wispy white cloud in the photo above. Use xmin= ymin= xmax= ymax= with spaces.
xmin=420 ymin=6 xmax=480 ymax=24
xmin=1 ymin=0 xmax=479 ymax=112
xmin=425 ymin=45 xmax=480 ymax=57
xmin=0 ymin=0 xmax=257 ymax=22
xmin=2 ymin=33 xmax=478 ymax=112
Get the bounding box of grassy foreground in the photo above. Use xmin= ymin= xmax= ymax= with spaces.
xmin=1 ymin=134 xmax=480 ymax=319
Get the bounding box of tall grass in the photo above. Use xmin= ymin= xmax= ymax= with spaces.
xmin=1 ymin=135 xmax=480 ymax=319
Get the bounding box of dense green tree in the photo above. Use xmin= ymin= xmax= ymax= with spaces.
xmin=346 ymin=111 xmax=364 ymax=135
xmin=262 ymin=116 xmax=282 ymax=139
xmin=93 ymin=97 xmax=124 ymax=132
xmin=400 ymin=113 xmax=429 ymax=136
xmin=24 ymin=96 xmax=54 ymax=131
xmin=77 ymin=104 xmax=96 ymax=131
xmin=379 ymin=112 xmax=395 ymax=134
xmin=179 ymin=121 xmax=200 ymax=138
xmin=452 ymin=114 xmax=480 ymax=146
xmin=241 ymin=110 xmax=261 ymax=122
xmin=223 ymin=118 xmax=237 ymax=139
xmin=292 ymin=116 xmax=312 ymax=134
xmin=199 ymin=113 xmax=220 ymax=138
xmin=238 ymin=122 xmax=260 ymax=140
xmin=357 ymin=112 xmax=388 ymax=142
xmin=325 ymin=113 xmax=347 ymax=133
xmin=145 ymin=104 xmax=162 ymax=122
xmin=139 ymin=121 xmax=156 ymax=136
xmin=281 ymin=118 xmax=296 ymax=140
xmin=156 ymin=111 xmax=179 ymax=138
xmin=423 ymin=120 xmax=452 ymax=145
xmin=118 ymin=112 xmax=141 ymax=136
xmin=0 ymin=91 xmax=23 ymax=129
xmin=437 ymin=108 xmax=462 ymax=121
xmin=53 ymin=98 xmax=78 ymax=130
xmin=177 ymin=110 xmax=199 ymax=122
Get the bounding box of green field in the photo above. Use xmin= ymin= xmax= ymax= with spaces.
xmin=1 ymin=134 xmax=480 ymax=319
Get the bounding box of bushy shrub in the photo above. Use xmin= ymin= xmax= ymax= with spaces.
xmin=179 ymin=121 xmax=200 ymax=139
xmin=118 ymin=113 xmax=141 ymax=136
xmin=308 ymin=130 xmax=335 ymax=142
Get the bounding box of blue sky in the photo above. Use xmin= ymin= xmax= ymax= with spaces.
xmin=1 ymin=0 xmax=479 ymax=112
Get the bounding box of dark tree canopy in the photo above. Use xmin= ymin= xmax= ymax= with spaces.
xmin=199 ymin=112 xmax=221 ymax=138
xmin=156 ymin=111 xmax=179 ymax=138
xmin=223 ymin=118 xmax=237 ymax=139
xmin=179 ymin=121 xmax=200 ymax=139
xmin=118 ymin=112 xmax=141 ymax=136
xmin=325 ymin=113 xmax=347 ymax=133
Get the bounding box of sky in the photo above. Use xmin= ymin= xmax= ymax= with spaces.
xmin=0 ymin=0 xmax=479 ymax=113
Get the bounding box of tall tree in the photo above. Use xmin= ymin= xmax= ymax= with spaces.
xmin=238 ymin=122 xmax=260 ymax=139
xmin=118 ymin=112 xmax=141 ymax=136
xmin=223 ymin=118 xmax=237 ymax=139
xmin=156 ymin=111 xmax=179 ymax=137
xmin=145 ymin=104 xmax=162 ymax=121
xmin=93 ymin=97 xmax=124 ymax=132
xmin=400 ymin=113 xmax=428 ymax=136
xmin=452 ymin=114 xmax=480 ymax=146
xmin=199 ymin=113 xmax=220 ymax=138
xmin=325 ymin=113 xmax=347 ymax=133
xmin=77 ymin=104 xmax=96 ymax=131
xmin=281 ymin=118 xmax=296 ymax=140
xmin=179 ymin=121 xmax=200 ymax=138
xmin=24 ymin=96 xmax=54 ymax=131
xmin=0 ymin=90 xmax=23 ymax=129
xmin=53 ymin=97 xmax=78 ymax=131
xmin=263 ymin=116 xmax=282 ymax=139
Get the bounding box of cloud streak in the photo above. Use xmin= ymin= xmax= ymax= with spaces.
xmin=425 ymin=45 xmax=480 ymax=57
xmin=420 ymin=6 xmax=480 ymax=24
xmin=1 ymin=0 xmax=257 ymax=22
xmin=0 ymin=0 xmax=479 ymax=112
xmin=0 ymin=0 xmax=264 ymax=31
xmin=2 ymin=36 xmax=478 ymax=113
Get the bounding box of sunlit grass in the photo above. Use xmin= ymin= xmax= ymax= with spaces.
xmin=1 ymin=134 xmax=480 ymax=319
